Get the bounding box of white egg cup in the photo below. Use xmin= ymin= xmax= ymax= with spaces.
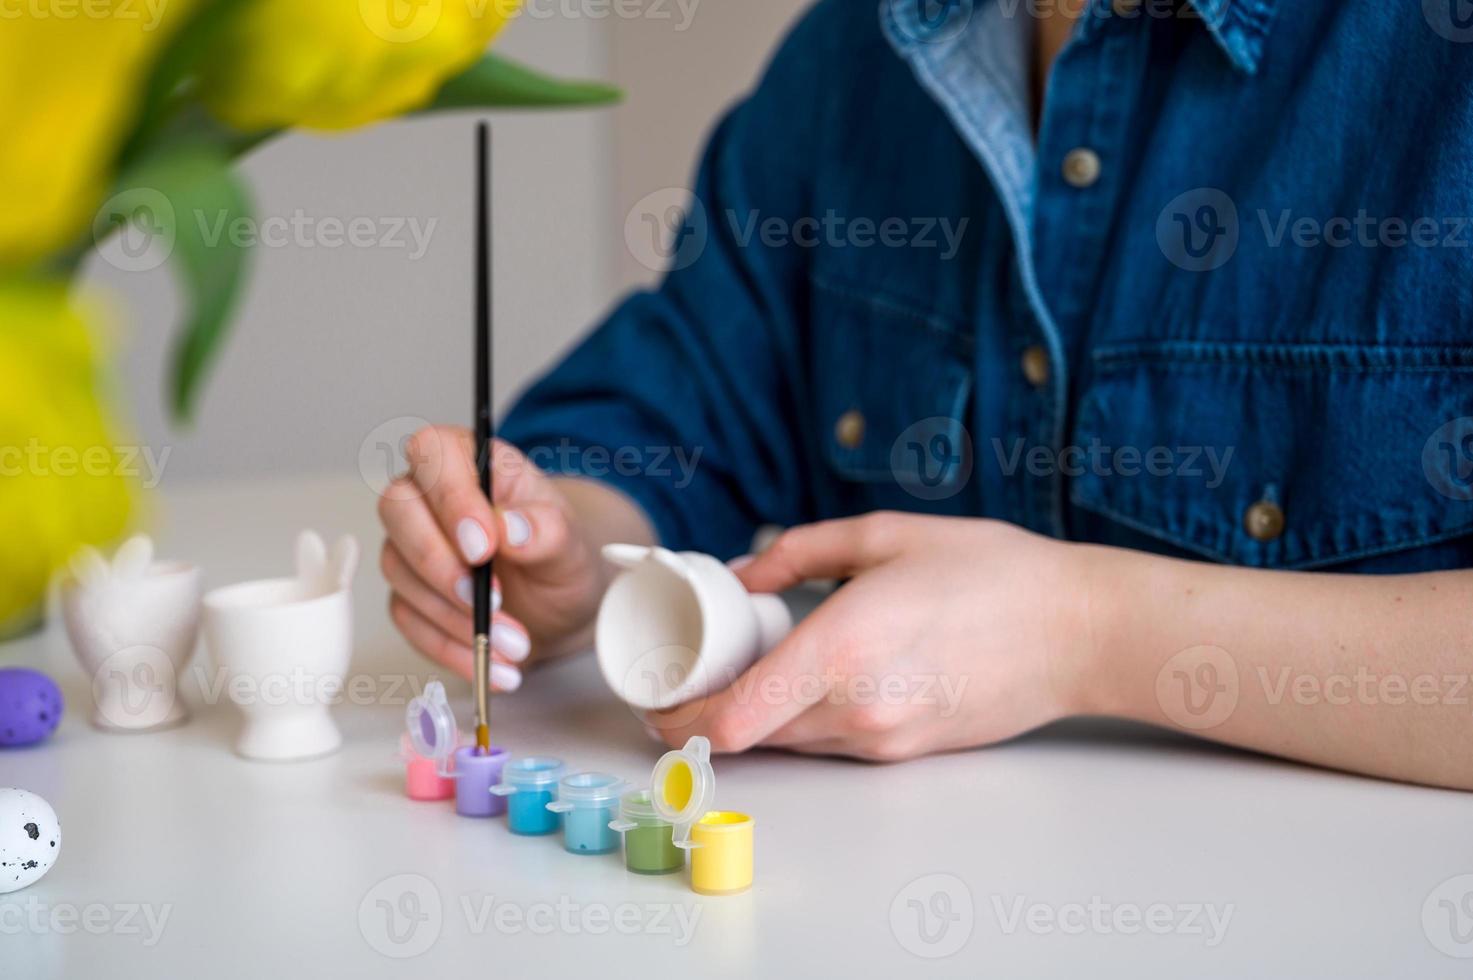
xmin=595 ymin=544 xmax=792 ymax=711
xmin=203 ymin=531 xmax=358 ymax=762
xmin=60 ymin=535 xmax=202 ymax=733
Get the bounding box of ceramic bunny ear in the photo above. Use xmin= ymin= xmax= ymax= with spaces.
xmin=294 ymin=530 xmax=328 ymax=586
xmin=328 ymin=535 xmax=359 ymax=591
xmin=602 ymin=544 xmax=651 ymax=570
xmin=110 ymin=535 xmax=154 ymax=582
xmin=68 ymin=545 xmax=110 ymax=590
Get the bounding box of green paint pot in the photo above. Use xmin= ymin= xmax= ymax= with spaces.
xmin=609 ymin=789 xmax=684 ymax=875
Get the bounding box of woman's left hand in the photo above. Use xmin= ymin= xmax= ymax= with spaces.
xmin=645 ymin=512 xmax=1102 ymax=761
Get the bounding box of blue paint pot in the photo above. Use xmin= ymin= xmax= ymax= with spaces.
xmin=546 ymin=772 xmax=626 ymax=855
xmin=491 ymin=757 xmax=565 ymax=836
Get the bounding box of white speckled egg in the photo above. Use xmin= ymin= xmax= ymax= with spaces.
xmin=0 ymin=788 xmax=61 ymax=894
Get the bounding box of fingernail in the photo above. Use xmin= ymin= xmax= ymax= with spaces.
xmin=492 ymin=586 xmax=502 ymax=613
xmin=457 ymin=518 xmax=489 ymax=563
xmin=490 ymin=662 xmax=522 ymax=692
xmin=491 ymin=622 xmax=530 ymax=662
xmin=726 ymin=554 xmax=755 ymax=571
xmin=455 ymin=576 xmax=473 ymax=607
xmin=503 ymin=511 xmax=532 ymax=548
xmin=643 ymin=723 xmax=665 ymax=745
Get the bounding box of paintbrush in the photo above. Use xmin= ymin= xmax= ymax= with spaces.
xmin=473 ymin=121 xmax=493 ymax=753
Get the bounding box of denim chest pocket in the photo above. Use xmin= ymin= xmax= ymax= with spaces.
xmin=808 ymin=275 xmax=975 ymax=504
xmin=1069 ymin=342 xmax=1473 ymax=569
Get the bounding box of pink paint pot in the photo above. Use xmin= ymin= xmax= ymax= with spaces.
xmin=401 ymin=733 xmax=456 ymax=801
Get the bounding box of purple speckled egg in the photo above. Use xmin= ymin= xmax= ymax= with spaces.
xmin=0 ymin=669 xmax=63 ymax=747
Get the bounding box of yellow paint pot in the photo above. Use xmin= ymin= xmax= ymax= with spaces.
xmin=689 ymin=811 xmax=754 ymax=896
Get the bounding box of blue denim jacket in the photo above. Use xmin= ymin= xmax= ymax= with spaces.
xmin=503 ymin=0 xmax=1473 ymax=573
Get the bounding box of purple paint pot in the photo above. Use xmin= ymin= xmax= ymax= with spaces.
xmin=453 ymin=745 xmax=509 ymax=817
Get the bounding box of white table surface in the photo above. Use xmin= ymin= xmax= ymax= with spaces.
xmin=2 ymin=475 xmax=1471 ymax=979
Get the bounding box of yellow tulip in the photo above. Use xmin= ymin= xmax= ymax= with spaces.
xmin=0 ymin=1 xmax=198 ymax=270
xmin=0 ymin=281 xmax=136 ymax=631
xmin=200 ymin=0 xmax=521 ymax=131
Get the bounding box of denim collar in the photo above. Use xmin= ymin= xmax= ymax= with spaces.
xmin=883 ymin=0 xmax=1279 ymax=75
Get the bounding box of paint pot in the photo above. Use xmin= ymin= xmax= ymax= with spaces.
xmin=402 ymin=681 xmax=458 ymax=802
xmin=546 ymin=772 xmax=626 ymax=855
xmin=689 ymin=811 xmax=754 ymax=896
xmin=608 ymin=789 xmax=684 ymax=875
xmin=453 ymin=746 xmax=509 ymax=817
xmin=490 ymin=757 xmax=565 ymax=835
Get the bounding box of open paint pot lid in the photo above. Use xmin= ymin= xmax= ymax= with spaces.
xmin=405 ymin=680 xmax=458 ymax=774
xmin=649 ymin=735 xmax=716 ymax=848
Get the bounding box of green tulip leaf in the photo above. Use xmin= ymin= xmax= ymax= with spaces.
xmin=100 ymin=145 xmax=253 ymax=423
xmin=426 ymin=53 xmax=623 ymax=111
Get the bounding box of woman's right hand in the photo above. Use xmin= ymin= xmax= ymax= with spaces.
xmin=376 ymin=426 xmax=617 ymax=692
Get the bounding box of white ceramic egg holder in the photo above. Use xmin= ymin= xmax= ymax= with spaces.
xmin=595 ymin=544 xmax=792 ymax=710
xmin=59 ymin=530 xmax=359 ymax=762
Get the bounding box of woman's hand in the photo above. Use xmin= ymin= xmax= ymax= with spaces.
xmin=377 ymin=426 xmax=652 ymax=692
xmin=646 ymin=512 xmax=1101 ymax=761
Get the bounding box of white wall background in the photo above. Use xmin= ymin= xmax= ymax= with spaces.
xmin=84 ymin=0 xmax=810 ymax=490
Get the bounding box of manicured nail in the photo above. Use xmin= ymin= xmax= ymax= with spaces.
xmin=455 ymin=576 xmax=473 ymax=607
xmin=726 ymin=554 xmax=755 ymax=571
xmin=491 ymin=622 xmax=530 ymax=662
xmin=457 ymin=518 xmax=489 ymax=563
xmin=492 ymin=586 xmax=502 ymax=613
xmin=490 ymin=662 xmax=522 ymax=692
xmin=503 ymin=511 xmax=531 ymax=548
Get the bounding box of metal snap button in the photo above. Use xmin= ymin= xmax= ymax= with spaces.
xmin=1063 ymin=148 xmax=1102 ymax=189
xmin=1244 ymin=500 xmax=1286 ymax=542
xmin=835 ymin=410 xmax=866 ymax=450
xmin=1021 ymin=345 xmax=1051 ymax=388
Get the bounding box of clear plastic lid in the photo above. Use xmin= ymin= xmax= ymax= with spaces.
xmin=490 ymin=756 xmax=566 ymax=795
xmin=609 ymin=788 xmax=671 ymax=833
xmin=546 ymin=771 xmax=626 ymax=813
xmin=649 ymin=736 xmax=715 ymax=848
xmin=405 ymin=680 xmax=458 ymax=775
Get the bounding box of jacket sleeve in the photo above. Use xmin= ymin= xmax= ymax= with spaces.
xmin=499 ymin=12 xmax=835 ymax=558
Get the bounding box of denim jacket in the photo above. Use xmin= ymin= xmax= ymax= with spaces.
xmin=502 ymin=0 xmax=1473 ymax=573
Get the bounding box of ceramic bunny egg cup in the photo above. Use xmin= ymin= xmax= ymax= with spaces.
xmin=203 ymin=531 xmax=358 ymax=762
xmin=61 ymin=535 xmax=202 ymax=733
xmin=596 ymin=545 xmax=792 ymax=711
